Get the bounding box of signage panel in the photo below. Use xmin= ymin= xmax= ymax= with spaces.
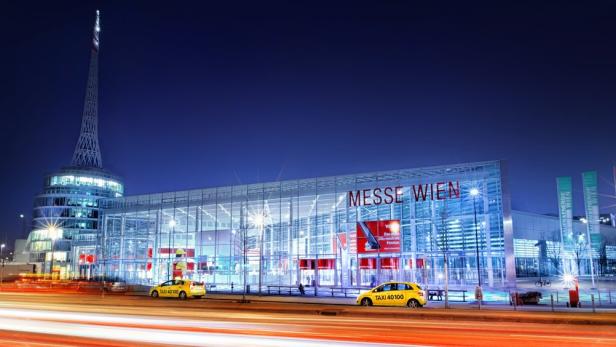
xmin=556 ymin=177 xmax=574 ymax=250
xmin=347 ymin=181 xmax=461 ymax=207
xmin=582 ymin=171 xmax=601 ymax=250
xmin=356 ymin=220 xmax=400 ymax=254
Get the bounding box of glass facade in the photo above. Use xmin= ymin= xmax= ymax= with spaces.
xmin=100 ymin=160 xmax=515 ymax=289
xmin=512 ymin=211 xmax=616 ymax=278
xmin=26 ymin=167 xmax=124 ymax=279
xmin=49 ymin=174 xmax=123 ymax=196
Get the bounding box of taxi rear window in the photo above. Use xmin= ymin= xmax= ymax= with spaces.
xmin=192 ymin=281 xmax=204 ymax=286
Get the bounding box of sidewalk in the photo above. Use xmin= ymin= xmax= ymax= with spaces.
xmin=126 ymin=290 xmax=613 ymax=324
xmin=205 ymin=291 xmax=616 ymax=310
xmin=196 ymin=293 xmax=616 ymax=325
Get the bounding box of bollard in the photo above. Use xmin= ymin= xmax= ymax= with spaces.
xmin=591 ymin=294 xmax=596 ymax=313
xmin=610 ymin=290 xmax=612 ymax=304
xmin=598 ymin=290 xmax=601 ymax=307
xmin=551 ymin=294 xmax=554 ymax=312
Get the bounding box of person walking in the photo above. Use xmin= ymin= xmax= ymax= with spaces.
xmin=298 ymin=283 xmax=305 ymax=296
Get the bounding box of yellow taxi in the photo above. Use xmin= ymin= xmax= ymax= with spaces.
xmin=149 ymin=280 xmax=206 ymax=299
xmin=357 ymin=282 xmax=426 ymax=308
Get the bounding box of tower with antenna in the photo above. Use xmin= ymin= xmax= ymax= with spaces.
xmin=71 ymin=10 xmax=102 ymax=168
xmin=26 ymin=10 xmax=124 ymax=280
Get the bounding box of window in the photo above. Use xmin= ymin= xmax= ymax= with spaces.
xmin=50 ymin=175 xmax=124 ymax=194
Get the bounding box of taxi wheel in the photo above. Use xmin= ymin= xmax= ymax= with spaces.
xmin=361 ymin=298 xmax=373 ymax=306
xmin=179 ymin=291 xmax=187 ymax=300
xmin=407 ymin=299 xmax=420 ymax=308
xmin=151 ymin=290 xmax=159 ymax=298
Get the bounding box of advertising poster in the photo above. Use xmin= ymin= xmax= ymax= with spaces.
xmin=556 ymin=177 xmax=574 ymax=250
xmin=582 ymin=171 xmax=601 ymax=250
xmin=356 ymin=220 xmax=400 ymax=253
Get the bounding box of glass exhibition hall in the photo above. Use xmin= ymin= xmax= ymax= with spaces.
xmin=100 ymin=160 xmax=520 ymax=290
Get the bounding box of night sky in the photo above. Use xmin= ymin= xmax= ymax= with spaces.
xmin=3 ymin=1 xmax=616 ymax=248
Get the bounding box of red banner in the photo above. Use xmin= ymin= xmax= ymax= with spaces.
xmin=299 ymin=259 xmax=315 ymax=270
xmin=317 ymin=259 xmax=335 ymax=270
xmin=158 ymin=248 xmax=195 ymax=257
xmin=359 ymin=257 xmax=400 ymax=269
xmin=78 ymin=254 xmax=96 ymax=264
xmin=359 ymin=258 xmax=377 ymax=269
xmin=380 ymin=257 xmax=399 ymax=269
xmin=356 ymin=220 xmax=400 ymax=254
xmin=416 ymin=258 xmax=424 ymax=269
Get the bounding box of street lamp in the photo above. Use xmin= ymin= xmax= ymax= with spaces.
xmin=168 ymin=220 xmax=176 ymax=280
xmin=0 ymin=244 xmax=5 ymax=289
xmin=19 ymin=214 xmax=26 ymax=238
xmin=470 ymin=188 xmax=482 ymax=287
xmin=48 ymin=227 xmax=62 ymax=281
xmin=250 ymin=212 xmax=266 ymax=295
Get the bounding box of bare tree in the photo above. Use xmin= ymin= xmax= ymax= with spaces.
xmin=573 ymin=235 xmax=587 ymax=276
xmin=546 ymin=235 xmax=561 ymax=275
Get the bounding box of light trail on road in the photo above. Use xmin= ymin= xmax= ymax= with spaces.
xmin=0 ymin=315 xmax=409 ymax=347
xmin=1 ymin=293 xmax=616 ymax=346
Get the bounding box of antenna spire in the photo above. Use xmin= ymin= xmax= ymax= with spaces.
xmin=71 ymin=10 xmax=103 ymax=168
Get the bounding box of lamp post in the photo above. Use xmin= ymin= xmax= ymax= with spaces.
xmin=470 ymin=188 xmax=481 ymax=287
xmin=239 ymin=203 xmax=249 ymax=303
xmin=242 ymin=225 xmax=248 ymax=302
xmin=48 ymin=227 xmax=61 ymax=281
xmin=252 ymin=213 xmax=265 ymax=296
xmin=168 ymin=220 xmax=176 ymax=281
xmin=19 ymin=214 xmax=26 ymax=238
xmin=0 ymin=244 xmax=5 ymax=289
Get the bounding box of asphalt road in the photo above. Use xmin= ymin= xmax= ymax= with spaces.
xmin=0 ymin=292 xmax=615 ymax=346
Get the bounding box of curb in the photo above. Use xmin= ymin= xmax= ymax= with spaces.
xmin=187 ymin=294 xmax=616 ymax=326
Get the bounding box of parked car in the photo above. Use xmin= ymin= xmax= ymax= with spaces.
xmin=356 ymin=281 xmax=426 ymax=308
xmin=105 ymin=281 xmax=128 ymax=293
xmin=149 ymin=280 xmax=205 ymax=299
xmin=511 ymin=291 xmax=542 ymax=305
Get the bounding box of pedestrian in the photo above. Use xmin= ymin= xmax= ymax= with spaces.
xmin=475 ymin=285 xmax=483 ymax=303
xmin=298 ymin=283 xmax=305 ymax=296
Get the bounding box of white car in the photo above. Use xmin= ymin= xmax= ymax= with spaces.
xmin=106 ymin=281 xmax=128 ymax=293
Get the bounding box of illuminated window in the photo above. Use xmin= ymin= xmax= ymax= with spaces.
xmin=50 ymin=175 xmax=124 ymax=194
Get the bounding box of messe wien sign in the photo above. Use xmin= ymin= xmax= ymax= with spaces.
xmin=348 ymin=181 xmax=460 ymax=207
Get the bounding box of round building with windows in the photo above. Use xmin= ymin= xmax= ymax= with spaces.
xmin=27 ymin=168 xmax=123 ymax=278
